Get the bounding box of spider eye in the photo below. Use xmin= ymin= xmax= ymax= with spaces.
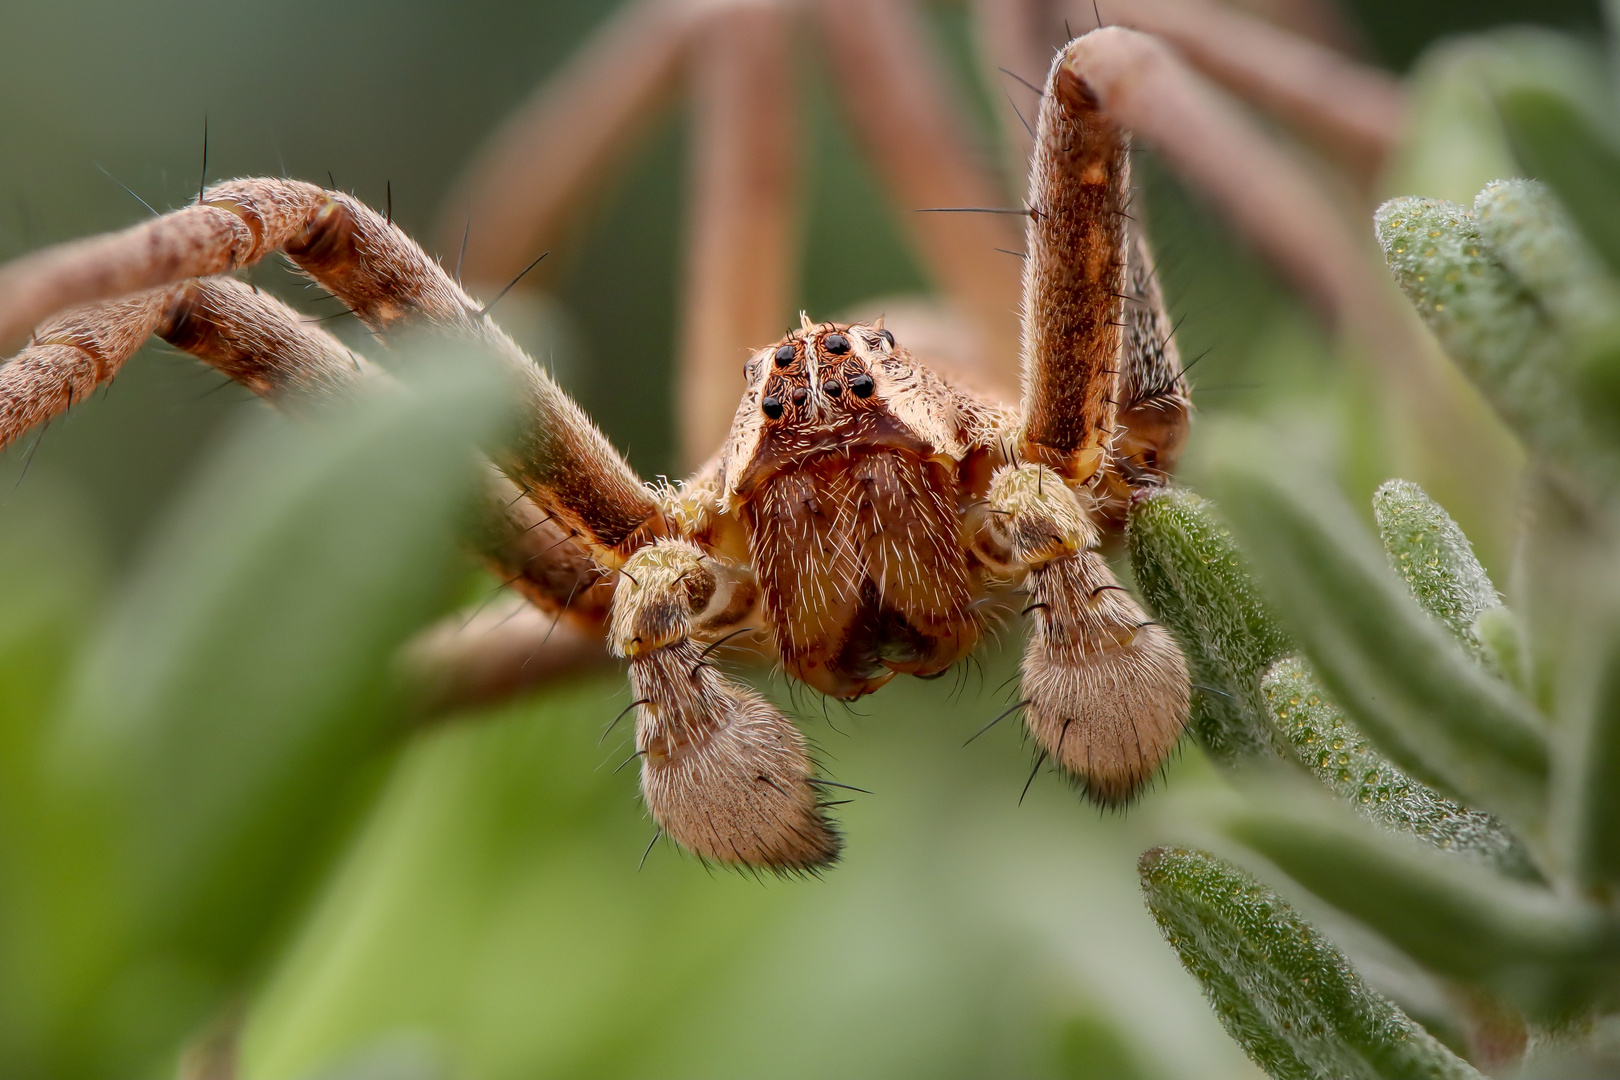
xmin=822 ymin=333 xmax=850 ymax=355
xmin=878 ymin=329 xmax=895 ymax=348
xmin=850 ymin=373 xmax=875 ymax=398
xmin=773 ymin=344 xmax=795 ymax=366
xmin=791 ymin=387 xmax=808 ymax=405
xmin=823 ymin=380 xmax=843 ymax=397
xmin=762 ymin=396 xmax=784 ymax=419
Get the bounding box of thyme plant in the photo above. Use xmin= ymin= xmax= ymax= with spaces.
xmin=1124 ymin=37 xmax=1620 ymax=1076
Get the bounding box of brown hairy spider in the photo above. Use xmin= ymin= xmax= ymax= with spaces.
xmin=0 ymin=0 xmax=1424 ymax=874
xmin=0 ymin=33 xmax=1201 ymax=872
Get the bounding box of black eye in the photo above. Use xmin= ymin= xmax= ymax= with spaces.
xmin=762 ymin=396 xmax=783 ymax=419
xmin=823 ymin=333 xmax=850 ymax=355
xmin=823 ymin=380 xmax=843 ymax=397
xmin=791 ymin=387 xmax=808 ymax=405
xmin=878 ymin=329 xmax=894 ymax=348
xmin=850 ymin=373 xmax=875 ymax=398
xmin=774 ymin=344 xmax=795 ymax=366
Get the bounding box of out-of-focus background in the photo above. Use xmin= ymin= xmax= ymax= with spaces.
xmin=0 ymin=2 xmax=1604 ymax=1079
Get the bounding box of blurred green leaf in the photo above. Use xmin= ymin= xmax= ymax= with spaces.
xmin=1263 ymin=657 xmax=1535 ymax=879
xmin=1470 ymin=177 xmax=1620 ymax=439
xmin=1560 ymin=612 xmax=1620 ymax=896
xmin=1375 ymin=196 xmax=1579 ymax=465
xmin=1127 ymin=488 xmax=1290 ymax=763
xmin=294 ymin=1035 xmax=448 ymax=1080
xmin=240 ymin=669 xmax=1252 ymax=1080
xmin=1498 ymin=88 xmax=1620 ymax=280
xmin=1225 ymin=791 xmax=1620 ymax=1022
xmin=1373 ymin=480 xmax=1501 ymax=654
xmin=1208 ymin=427 xmax=1549 ymax=835
xmin=1055 ymin=1014 xmax=1156 ymax=1080
xmin=1139 ymin=846 xmax=1482 ymax=1080
xmin=1387 ymin=30 xmax=1608 ymax=206
xmin=1471 ymin=606 xmax=1531 ymax=695
xmin=44 ymin=351 xmax=515 ymax=1078
xmin=0 ymin=496 xmax=108 ymax=1080
xmin=1473 ymin=179 xmax=1620 ymax=340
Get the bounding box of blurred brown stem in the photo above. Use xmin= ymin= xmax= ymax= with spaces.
xmin=435 ymin=0 xmax=706 ymax=293
xmin=678 ymin=1 xmax=799 ymax=470
xmin=1076 ymin=0 xmax=1406 ymax=189
xmin=406 ymin=597 xmax=612 ymax=717
xmin=815 ymin=0 xmax=1026 ymax=373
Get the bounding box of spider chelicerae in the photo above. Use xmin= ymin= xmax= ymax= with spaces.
xmin=0 ymin=34 xmax=1195 ymax=871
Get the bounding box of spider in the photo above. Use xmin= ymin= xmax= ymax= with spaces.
xmin=0 ymin=33 xmax=1188 ymax=871
xmin=0 ymin=1 xmax=1406 ymax=871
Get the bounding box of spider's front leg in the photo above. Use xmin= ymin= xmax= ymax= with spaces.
xmin=992 ymin=33 xmax=1191 ymax=801
xmin=609 ymin=540 xmax=840 ymax=870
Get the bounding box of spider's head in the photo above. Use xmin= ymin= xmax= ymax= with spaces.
xmin=720 ymin=317 xmax=931 ymax=500
xmin=751 ymin=317 xmax=887 ymax=425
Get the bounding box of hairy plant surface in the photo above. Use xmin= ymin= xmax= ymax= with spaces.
xmin=1123 ymin=39 xmax=1620 ymax=1068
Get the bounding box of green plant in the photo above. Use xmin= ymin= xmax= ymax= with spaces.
xmin=0 ymin=354 xmax=514 ymax=1080
xmin=1123 ymin=39 xmax=1620 ymax=1075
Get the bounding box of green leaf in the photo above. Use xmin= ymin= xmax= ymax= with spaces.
xmin=1224 ymin=793 xmax=1620 ymax=1022
xmin=1263 ymin=657 xmax=1535 ymax=879
xmin=1055 ymin=1015 xmax=1154 ymax=1080
xmin=295 ymin=1036 xmax=448 ymax=1080
xmin=1496 ymin=87 xmax=1620 ymax=280
xmin=1373 ymin=480 xmax=1501 ymax=654
xmin=1389 ymin=30 xmax=1607 ymax=206
xmin=50 ymin=352 xmax=516 ymax=1075
xmin=1139 ymin=846 xmax=1483 ymax=1080
xmin=1469 ymin=177 xmax=1620 ymax=444
xmin=1472 ymin=606 xmax=1531 ymax=694
xmin=1375 ymin=197 xmax=1578 ymax=463
xmin=1207 ymin=427 xmax=1549 ymax=835
xmin=1127 ymin=488 xmax=1291 ymax=763
xmin=1559 ymin=610 xmax=1620 ymax=896
xmin=0 ymin=497 xmax=109 ymax=1079
xmin=1472 ymin=179 xmax=1620 ymax=340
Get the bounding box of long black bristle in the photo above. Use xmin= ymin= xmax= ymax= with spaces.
xmin=965 ymin=699 xmax=1030 ymax=746
xmin=477 ymin=250 xmax=548 ymax=316
xmin=197 ymin=116 xmax=208 ymax=205
xmin=1019 ymin=750 xmax=1049 ymax=805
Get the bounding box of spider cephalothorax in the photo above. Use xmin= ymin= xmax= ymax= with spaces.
xmin=721 ymin=317 xmax=1004 ymax=698
xmin=0 ymin=32 xmax=1193 ymax=873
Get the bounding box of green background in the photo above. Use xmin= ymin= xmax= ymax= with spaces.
xmin=0 ymin=2 xmax=1604 ymax=1078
